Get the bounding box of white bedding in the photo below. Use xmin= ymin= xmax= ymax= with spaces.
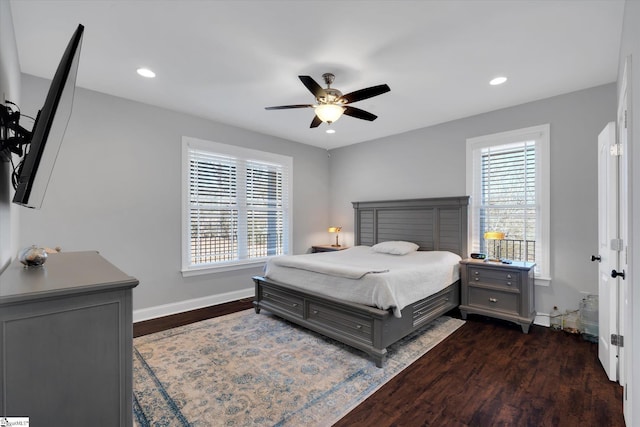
xmin=264 ymin=246 xmax=461 ymax=318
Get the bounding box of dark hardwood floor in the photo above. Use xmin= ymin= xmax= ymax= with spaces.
xmin=134 ymin=300 xmax=625 ymax=427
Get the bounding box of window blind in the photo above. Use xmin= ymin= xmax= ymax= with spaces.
xmin=186 ymin=142 xmax=291 ymax=269
xmin=478 ymin=142 xmax=537 ymax=263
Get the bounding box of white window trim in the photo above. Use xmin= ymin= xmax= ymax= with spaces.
xmin=181 ymin=136 xmax=293 ymax=276
xmin=466 ymin=124 xmax=551 ymax=286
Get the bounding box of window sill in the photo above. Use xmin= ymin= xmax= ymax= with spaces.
xmin=181 ymin=259 xmax=267 ymax=277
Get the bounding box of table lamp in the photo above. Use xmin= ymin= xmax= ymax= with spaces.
xmin=484 ymin=231 xmax=505 ymax=262
xmin=328 ymin=226 xmax=342 ymax=247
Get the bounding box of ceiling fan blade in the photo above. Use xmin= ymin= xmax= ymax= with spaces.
xmin=299 ymin=75 xmax=327 ymax=99
xmin=341 ymin=84 xmax=390 ymax=104
xmin=343 ymin=106 xmax=378 ymax=121
xmin=265 ymin=104 xmax=313 ymax=110
xmin=310 ymin=115 xmax=322 ymax=128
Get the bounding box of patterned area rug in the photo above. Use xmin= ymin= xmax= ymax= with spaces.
xmin=133 ymin=309 xmax=464 ymax=426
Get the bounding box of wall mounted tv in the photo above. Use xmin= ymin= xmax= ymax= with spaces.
xmin=12 ymin=24 xmax=84 ymax=209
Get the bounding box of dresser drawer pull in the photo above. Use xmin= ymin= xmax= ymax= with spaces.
xmin=475 ymin=277 xmax=479 ymax=281
xmin=474 ymin=271 xmax=480 ymax=275
xmin=489 ymin=297 xmax=498 ymax=303
xmin=264 ymin=293 xmax=269 ymax=297
xmin=313 ymin=310 xmax=318 ymax=314
xmin=506 ymin=281 xmax=512 ymax=286
xmin=356 ymin=325 xmax=362 ymax=329
xmin=506 ymin=274 xmax=513 ymax=279
xmin=292 ymin=303 xmax=299 ymax=307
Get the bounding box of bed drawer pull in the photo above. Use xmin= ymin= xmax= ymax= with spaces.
xmin=489 ymin=297 xmax=498 ymax=303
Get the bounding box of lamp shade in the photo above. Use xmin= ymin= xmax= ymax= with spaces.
xmin=327 ymin=226 xmax=342 ymax=233
xmin=484 ymin=231 xmax=505 ymax=240
xmin=315 ymin=104 xmax=345 ymax=123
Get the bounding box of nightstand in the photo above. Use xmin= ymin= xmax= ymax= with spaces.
xmin=311 ymin=245 xmax=349 ymax=253
xmin=459 ymin=258 xmax=536 ymax=333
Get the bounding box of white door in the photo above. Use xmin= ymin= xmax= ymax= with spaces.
xmin=596 ymin=121 xmax=618 ymax=382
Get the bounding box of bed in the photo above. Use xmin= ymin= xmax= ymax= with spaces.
xmin=253 ymin=196 xmax=469 ymax=367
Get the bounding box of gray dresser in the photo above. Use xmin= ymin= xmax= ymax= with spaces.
xmin=459 ymin=258 xmax=535 ymax=333
xmin=0 ymin=251 xmax=139 ymax=426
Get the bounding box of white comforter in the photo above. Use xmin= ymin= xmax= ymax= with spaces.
xmin=264 ymin=246 xmax=461 ymax=318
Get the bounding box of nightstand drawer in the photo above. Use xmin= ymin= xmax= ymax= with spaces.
xmin=468 ymin=287 xmax=519 ymax=315
xmin=468 ymin=267 xmax=520 ymax=290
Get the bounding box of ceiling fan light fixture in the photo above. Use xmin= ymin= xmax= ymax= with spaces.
xmin=315 ymin=103 xmax=345 ymax=123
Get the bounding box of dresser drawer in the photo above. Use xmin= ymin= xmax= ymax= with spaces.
xmin=308 ymin=301 xmax=373 ymax=345
xmin=261 ymin=286 xmax=304 ymax=318
xmin=468 ymin=266 xmax=520 ymax=290
xmin=468 ymin=286 xmax=519 ymax=315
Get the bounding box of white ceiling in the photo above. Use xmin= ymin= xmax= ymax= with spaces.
xmin=9 ymin=0 xmax=625 ymax=150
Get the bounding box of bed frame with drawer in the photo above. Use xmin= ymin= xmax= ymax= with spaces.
xmin=253 ymin=196 xmax=469 ymax=367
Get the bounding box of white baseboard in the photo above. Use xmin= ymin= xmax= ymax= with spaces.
xmin=534 ymin=312 xmax=551 ymax=327
xmin=133 ymin=288 xmax=254 ymax=323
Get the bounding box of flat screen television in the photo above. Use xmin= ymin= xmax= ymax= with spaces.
xmin=12 ymin=24 xmax=84 ymax=209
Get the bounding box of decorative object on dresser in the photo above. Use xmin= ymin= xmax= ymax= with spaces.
xmin=459 ymin=258 xmax=535 ymax=333
xmin=253 ymin=196 xmax=469 ymax=367
xmin=0 ymin=251 xmax=139 ymax=427
xmin=328 ymin=225 xmax=342 ymax=246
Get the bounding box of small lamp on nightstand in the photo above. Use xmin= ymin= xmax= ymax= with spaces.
xmin=328 ymin=226 xmax=342 ymax=247
xmin=484 ymin=231 xmax=505 ymax=262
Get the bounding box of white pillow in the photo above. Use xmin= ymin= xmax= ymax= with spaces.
xmin=371 ymin=241 xmax=419 ymax=255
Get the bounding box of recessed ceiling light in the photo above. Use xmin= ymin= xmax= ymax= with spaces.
xmin=137 ymin=68 xmax=156 ymax=78
xmin=326 ymin=129 xmax=336 ymax=134
xmin=490 ymin=76 xmax=507 ymax=86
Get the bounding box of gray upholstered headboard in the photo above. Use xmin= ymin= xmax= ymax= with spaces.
xmin=352 ymin=196 xmax=470 ymax=258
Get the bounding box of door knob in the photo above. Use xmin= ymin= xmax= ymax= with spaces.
xmin=611 ymin=269 xmax=626 ymax=279
xmin=591 ymin=255 xmax=601 ymax=262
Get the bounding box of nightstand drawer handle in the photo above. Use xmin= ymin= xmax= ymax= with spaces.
xmin=506 ymin=281 xmax=512 ymax=286
xmin=313 ymin=310 xmax=318 ymax=314
xmin=356 ymin=324 xmax=362 ymax=329
xmin=489 ymin=297 xmax=498 ymax=303
xmin=292 ymin=303 xmax=298 ymax=307
xmin=474 ymin=271 xmax=479 ymax=275
xmin=506 ymin=274 xmax=512 ymax=279
xmin=474 ymin=277 xmax=479 ymax=281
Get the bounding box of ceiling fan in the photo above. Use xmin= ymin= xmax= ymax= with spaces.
xmin=265 ymin=73 xmax=390 ymax=128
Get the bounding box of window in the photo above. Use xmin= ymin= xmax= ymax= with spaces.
xmin=466 ymin=124 xmax=550 ymax=283
xmin=182 ymin=137 xmax=292 ymax=275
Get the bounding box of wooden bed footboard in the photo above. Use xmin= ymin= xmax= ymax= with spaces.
xmin=253 ymin=275 xmax=460 ymax=367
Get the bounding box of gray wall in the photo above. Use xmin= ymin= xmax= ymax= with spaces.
xmin=0 ymin=0 xmax=21 ymax=272
xmin=18 ymin=74 xmax=330 ymax=315
xmin=329 ymin=84 xmax=616 ymax=317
